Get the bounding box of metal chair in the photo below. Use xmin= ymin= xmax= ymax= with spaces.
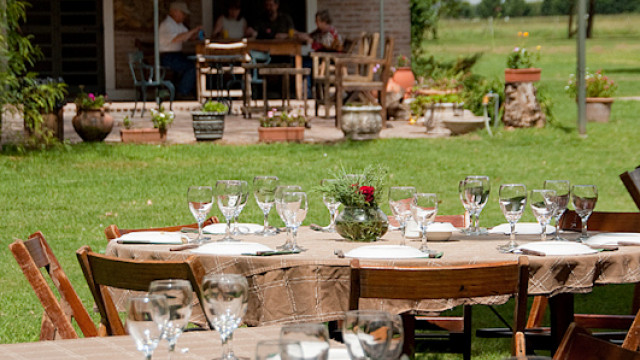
xmin=128 ymin=51 xmax=174 ymax=117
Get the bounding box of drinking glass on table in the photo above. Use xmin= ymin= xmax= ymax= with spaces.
xmin=320 ymin=179 xmax=341 ymax=232
xmin=275 ymin=185 xmax=302 ymax=245
xmin=253 ymin=176 xmax=280 ymax=236
xmin=464 ymin=175 xmax=491 ymax=235
xmin=232 ymin=180 xmax=249 ymax=235
xmin=126 ymin=294 xmax=168 ymax=360
xmin=187 ymin=186 xmax=213 ymax=243
xmin=215 ymin=180 xmax=243 ymax=242
xmin=278 ymin=191 xmax=308 ymax=252
xmin=530 ymin=189 xmax=557 ymax=241
xmin=388 ymin=186 xmax=416 ymax=246
xmin=148 ymin=279 xmax=193 ymax=359
xmin=458 ymin=180 xmax=474 ymax=234
xmin=411 ymin=192 xmax=439 ymax=255
xmin=497 ymin=184 xmax=527 ymax=252
xmin=571 ymin=184 xmax=598 ymax=242
xmin=280 ymin=323 xmax=330 ymax=360
xmin=343 ymin=310 xmax=392 ymax=360
xmin=544 ymin=180 xmax=571 ymax=241
xmin=255 ymin=339 xmax=303 ymax=360
xmin=202 ymin=274 xmax=248 ymax=360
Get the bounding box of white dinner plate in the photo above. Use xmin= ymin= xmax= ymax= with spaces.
xmin=328 ymin=348 xmax=350 ymax=360
xmin=405 ymin=221 xmax=458 ymax=240
xmin=345 ymin=245 xmax=426 ymax=259
xmin=190 ymin=241 xmax=273 ymax=255
xmin=518 ymin=241 xmax=598 ymax=256
xmin=584 ymin=232 xmax=640 ymax=246
xmin=203 ymin=223 xmax=264 ymax=234
xmin=489 ymin=223 xmax=555 ymax=235
xmin=115 ymin=231 xmax=184 ymax=245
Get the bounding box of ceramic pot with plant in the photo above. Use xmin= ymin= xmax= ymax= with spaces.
xmin=392 ymin=54 xmax=415 ymax=94
xmin=191 ymin=100 xmax=228 ymax=141
xmin=72 ymin=89 xmax=113 ymax=142
xmin=566 ymin=69 xmax=617 ymax=123
xmin=258 ymin=108 xmax=306 ymax=142
xmin=505 ymin=31 xmax=541 ymax=83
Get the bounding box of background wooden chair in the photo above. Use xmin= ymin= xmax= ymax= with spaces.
xmin=620 ymin=166 xmax=640 ymax=211
xmin=9 ymin=232 xmax=98 ymax=340
xmin=104 ymin=216 xmax=217 ymax=241
xmin=348 ymin=257 xmax=529 ymax=359
xmin=76 ymin=245 xmax=208 ymax=335
xmin=196 ymin=39 xmax=250 ymax=105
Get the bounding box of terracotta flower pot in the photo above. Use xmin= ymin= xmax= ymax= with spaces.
xmin=392 ymin=67 xmax=415 ymax=93
xmin=120 ymin=128 xmax=166 ymax=144
xmin=586 ymin=97 xmax=614 ymax=123
xmin=258 ymin=127 xmax=304 ymax=142
xmin=504 ymin=68 xmax=542 ymax=83
xmin=72 ymin=108 xmax=114 ymax=142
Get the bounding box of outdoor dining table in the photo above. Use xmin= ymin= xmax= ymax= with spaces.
xmin=105 ymin=226 xmax=640 ymax=353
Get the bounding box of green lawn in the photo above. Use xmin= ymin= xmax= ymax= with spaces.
xmin=2 ymin=14 xmax=640 ymax=360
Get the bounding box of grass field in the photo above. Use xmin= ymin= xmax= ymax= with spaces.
xmin=2 ymin=14 xmax=640 ymax=360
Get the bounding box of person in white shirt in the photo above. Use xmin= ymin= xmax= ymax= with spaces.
xmin=159 ymin=1 xmax=202 ymax=98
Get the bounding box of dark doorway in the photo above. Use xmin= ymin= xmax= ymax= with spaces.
xmin=213 ymin=0 xmax=307 ymax=33
xmin=23 ymin=0 xmax=105 ymax=95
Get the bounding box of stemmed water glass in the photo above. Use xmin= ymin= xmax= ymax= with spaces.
xmin=278 ymin=191 xmax=308 ymax=252
xmin=253 ymin=176 xmax=279 ymax=236
xmin=320 ymin=179 xmax=341 ymax=232
xmin=280 ymin=323 xmax=330 ymax=360
xmin=458 ymin=180 xmax=474 ymax=234
xmin=232 ymin=181 xmax=249 ymax=235
xmin=497 ymin=184 xmax=527 ymax=252
xmin=530 ymin=189 xmax=557 ymax=241
xmin=187 ymin=186 xmax=213 ymax=244
xmin=388 ymin=186 xmax=416 ymax=246
xmin=411 ymin=193 xmax=439 ymax=255
xmin=216 ymin=180 xmax=243 ymax=242
xmin=571 ymin=184 xmax=598 ymax=242
xmin=464 ymin=176 xmax=491 ymax=235
xmin=544 ymin=180 xmax=571 ymax=241
xmin=275 ymin=185 xmax=302 ymax=246
xmin=255 ymin=339 xmax=303 ymax=360
xmin=202 ymin=274 xmax=249 ymax=360
xmin=148 ymin=279 xmax=193 ymax=359
xmin=343 ymin=310 xmax=392 ymax=360
xmin=126 ymin=294 xmax=168 ymax=360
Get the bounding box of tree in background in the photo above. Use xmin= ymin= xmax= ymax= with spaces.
xmin=410 ymin=0 xmax=463 ymax=44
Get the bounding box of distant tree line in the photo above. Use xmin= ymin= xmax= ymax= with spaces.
xmin=451 ymin=0 xmax=640 ymax=19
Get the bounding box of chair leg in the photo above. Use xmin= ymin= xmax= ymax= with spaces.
xmin=263 ymin=78 xmax=268 ymax=117
xmin=463 ymin=305 xmax=473 ymax=360
xmin=131 ymin=87 xmax=138 ymax=117
xmin=141 ymin=86 xmax=147 ymax=117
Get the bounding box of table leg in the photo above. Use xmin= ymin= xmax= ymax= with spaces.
xmin=549 ymin=293 xmax=574 ymax=356
xmin=263 ymin=77 xmax=268 ymax=117
xmin=295 ymin=55 xmax=302 ymax=100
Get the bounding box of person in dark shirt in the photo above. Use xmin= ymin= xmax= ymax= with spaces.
xmin=255 ymin=0 xmax=294 ymax=39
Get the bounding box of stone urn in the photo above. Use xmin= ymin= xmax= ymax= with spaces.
xmin=72 ymin=108 xmax=114 ymax=142
xmin=586 ymin=97 xmax=614 ymax=123
xmin=335 ymin=206 xmax=389 ymax=242
xmin=341 ymin=105 xmax=383 ymax=140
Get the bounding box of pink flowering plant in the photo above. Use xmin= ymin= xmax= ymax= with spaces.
xmin=565 ymin=69 xmax=617 ymax=98
xmin=74 ymin=88 xmax=106 ymax=111
xmin=260 ymin=108 xmax=307 ymax=127
xmin=506 ymin=31 xmax=541 ymax=69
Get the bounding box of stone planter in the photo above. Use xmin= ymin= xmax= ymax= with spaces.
xmin=586 ymin=97 xmax=614 ymax=123
xmin=258 ymin=127 xmax=305 ymax=142
xmin=442 ymin=118 xmax=486 ymax=135
xmin=120 ymin=128 xmax=166 ymax=144
xmin=191 ymin=111 xmax=225 ymax=141
xmin=72 ymin=108 xmax=114 ymax=142
xmin=341 ymin=105 xmax=383 ymax=140
xmin=504 ymin=68 xmax=541 ymax=83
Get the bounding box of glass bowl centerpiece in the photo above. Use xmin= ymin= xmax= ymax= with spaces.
xmin=318 ymin=166 xmax=389 ymax=242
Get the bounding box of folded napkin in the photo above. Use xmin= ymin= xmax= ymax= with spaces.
xmin=115 ymin=231 xmax=185 ymax=245
xmin=405 ymin=221 xmax=457 ymax=239
xmin=585 ymin=232 xmax=640 ymax=246
xmin=190 ymin=241 xmax=273 ymax=255
xmin=516 ymin=241 xmax=598 ymax=256
xmin=202 ymin=223 xmax=264 ymax=234
xmin=489 ymin=223 xmax=555 ymax=235
xmin=345 ymin=245 xmax=437 ymax=259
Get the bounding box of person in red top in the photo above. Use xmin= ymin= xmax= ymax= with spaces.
xmin=298 ymin=10 xmax=343 ymax=52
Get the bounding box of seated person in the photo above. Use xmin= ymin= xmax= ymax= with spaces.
xmin=254 ymin=0 xmax=294 ymax=40
xmin=212 ymin=0 xmax=256 ymax=39
xmin=298 ymin=10 xmax=343 ymax=52
xmin=159 ymin=1 xmax=202 ymax=99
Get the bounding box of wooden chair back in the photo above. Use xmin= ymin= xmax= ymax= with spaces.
xmin=554 ymin=323 xmax=640 ymax=360
xmin=622 ymin=307 xmax=640 ymax=351
xmin=620 ymin=166 xmax=640 ymax=211
xmin=104 ymin=216 xmax=217 ymax=241
xmin=559 ymin=210 xmax=640 ymax=233
xmin=9 ymin=232 xmax=98 ymax=340
xmin=76 ymin=245 xmax=207 ymax=335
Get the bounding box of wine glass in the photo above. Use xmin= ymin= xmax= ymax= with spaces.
xmin=544 ymin=180 xmax=571 ymax=241
xmin=571 ymin=184 xmax=598 ymax=242
xmin=343 ymin=310 xmax=392 ymax=360
xmin=530 ymin=189 xmax=557 ymax=241
xmin=255 ymin=339 xmax=303 ymax=360
xmin=202 ymin=274 xmax=249 ymax=360
xmin=232 ymin=180 xmax=249 ymax=235
xmin=275 ymin=185 xmax=303 ymax=246
xmin=464 ymin=175 xmax=491 ymax=235
xmin=497 ymin=184 xmax=527 ymax=252
xmin=278 ymin=191 xmax=308 ymax=252
xmin=148 ymin=279 xmax=193 ymax=358
xmin=216 ymin=180 xmax=243 ymax=242
xmin=458 ymin=180 xmax=474 ymax=234
xmin=187 ymin=186 xmax=213 ymax=244
xmin=411 ymin=193 xmax=439 ymax=255
xmin=386 ymin=314 xmax=404 ymax=360
xmin=388 ymin=186 xmax=416 ymax=246
xmin=253 ymin=176 xmax=280 ymax=236
xmin=320 ymin=179 xmax=341 ymax=232
xmin=280 ymin=323 xmax=330 ymax=360
xmin=126 ymin=294 xmax=168 ymax=360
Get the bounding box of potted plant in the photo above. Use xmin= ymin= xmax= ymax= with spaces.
xmin=120 ymin=106 xmax=174 ymax=143
xmin=72 ymin=88 xmax=114 ymax=142
xmin=191 ymin=100 xmax=228 ymax=141
xmin=565 ymin=69 xmax=617 ymax=123
xmin=392 ymin=54 xmax=415 ymax=93
xmin=258 ymin=109 xmax=306 ymax=142
xmin=23 ymin=77 xmax=67 ymax=144
xmin=505 ymin=31 xmax=542 ymax=83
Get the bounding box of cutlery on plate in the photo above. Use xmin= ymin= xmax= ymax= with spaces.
xmin=587 ymin=244 xmax=619 ymax=251
xmin=334 ymin=249 xmax=345 ymax=258
xmin=169 ymin=244 xmax=200 ymax=251
xmin=618 ymin=241 xmax=640 ymax=246
xmin=241 ymin=250 xmax=301 ymax=256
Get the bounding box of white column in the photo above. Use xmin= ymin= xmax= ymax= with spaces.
xmin=202 ymin=0 xmax=213 ymax=36
xmin=103 ymin=0 xmax=115 ymax=94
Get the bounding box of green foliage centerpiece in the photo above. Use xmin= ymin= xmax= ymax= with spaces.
xmin=318 ymin=165 xmax=389 ymax=242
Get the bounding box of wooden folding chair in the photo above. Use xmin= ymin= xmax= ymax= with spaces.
xmin=622 ymin=307 xmax=640 ymax=351
xmin=76 ymin=245 xmax=208 ymax=335
xmin=104 ymin=216 xmax=217 ymax=241
xmin=349 ymin=257 xmax=529 ymax=360
xmin=554 ymin=323 xmax=640 ymax=360
xmin=9 ymin=232 xmax=98 ymax=340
